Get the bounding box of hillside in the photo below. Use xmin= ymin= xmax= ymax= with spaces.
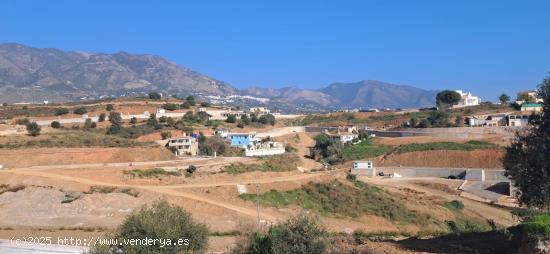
xmin=0 ymin=43 xmax=438 ymax=110
xmin=0 ymin=43 xmax=236 ymax=103
xmin=319 ymin=80 xmax=438 ymax=109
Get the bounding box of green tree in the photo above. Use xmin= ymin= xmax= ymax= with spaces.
xmin=234 ymin=213 xmax=327 ymax=254
xmin=504 ymin=75 xmax=550 ymax=209
xmin=499 ymin=94 xmax=511 ymax=105
xmin=106 ymin=112 xmax=123 ymax=135
xmin=259 ymin=114 xmax=276 ymax=126
xmin=427 ymin=110 xmax=450 ymax=127
xmin=84 ymin=118 xmax=93 ymax=129
xmin=98 ymin=113 xmax=106 ymax=122
xmin=148 ymin=92 xmax=162 ymax=100
xmin=436 ymin=90 xmax=462 ymax=107
xmin=200 ymin=102 xmax=210 ymax=107
xmin=163 ymin=103 xmax=178 ymax=111
xmin=50 ymin=121 xmax=61 ymax=129
xmin=226 ymin=114 xmax=237 ymax=123
xmin=130 ymin=117 xmax=137 ymax=124
xmin=409 ymin=115 xmax=418 ymax=127
xmin=105 ymin=104 xmax=114 ymax=111
xmin=55 ymin=108 xmax=69 ymax=116
xmin=26 ymin=122 xmax=41 ymax=136
xmin=147 ymin=113 xmax=158 ymax=126
xmin=180 ymin=101 xmax=191 ymax=109
xmin=89 ymin=200 xmax=208 ymax=254
xmin=73 ymin=107 xmax=88 ymax=115
xmin=186 ymin=95 xmax=196 ymax=106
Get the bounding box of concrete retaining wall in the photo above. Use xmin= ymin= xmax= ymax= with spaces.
xmin=356 ymin=167 xmax=507 ymax=182
xmin=245 ymin=148 xmax=285 ymax=157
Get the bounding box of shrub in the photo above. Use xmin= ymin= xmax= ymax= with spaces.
xmin=50 ymin=121 xmax=61 ymax=128
xmin=73 ymin=107 xmax=88 ymax=115
xmin=226 ymin=114 xmax=237 ymax=123
xmin=443 ymin=200 xmax=464 ymax=212
xmin=98 ymin=113 xmax=106 ymax=122
xmin=524 ymin=213 xmax=550 ymax=238
xmin=105 ymin=104 xmax=114 ymax=111
xmin=89 ymin=200 xmax=208 ymax=253
xmin=186 ymin=165 xmax=197 ymax=175
xmin=233 ymin=213 xmax=327 ymax=254
xmin=15 ymin=118 xmax=30 ymax=125
xmin=129 ymin=117 xmax=137 ymax=124
xmin=163 ymin=103 xmax=178 ymax=111
xmin=259 ymin=114 xmax=276 ymax=126
xmin=160 ymin=131 xmax=172 ymax=140
xmin=55 ymin=108 xmax=69 ymax=116
xmin=26 ymin=122 xmax=41 ymax=136
xmin=200 ymin=102 xmax=210 ymax=107
xmin=148 ymin=92 xmax=162 ymax=100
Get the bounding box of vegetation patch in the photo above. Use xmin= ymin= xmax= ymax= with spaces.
xmin=85 ymin=186 xmax=140 ymax=197
xmin=123 ymin=168 xmax=182 ymax=178
xmin=524 ymin=213 xmax=550 ymax=238
xmin=0 ymin=130 xmax=149 ymax=149
xmin=342 ymin=138 xmax=388 ymax=161
xmin=222 ymin=153 xmax=299 ymax=174
xmin=0 ymin=184 xmax=26 ymax=195
xmin=241 ymin=180 xmax=435 ymax=225
xmin=443 ymin=200 xmax=465 ymax=213
xmin=393 ymin=140 xmax=498 ymax=154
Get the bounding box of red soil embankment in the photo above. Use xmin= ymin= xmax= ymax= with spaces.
xmin=0 ymin=147 xmax=175 ymax=168
xmin=373 ymin=149 xmax=504 ymax=169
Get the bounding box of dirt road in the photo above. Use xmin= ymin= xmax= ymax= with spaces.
xmin=0 ymin=169 xmax=324 ymax=221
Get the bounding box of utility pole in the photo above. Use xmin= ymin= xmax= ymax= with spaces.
xmin=256 ymin=183 xmax=260 ymax=231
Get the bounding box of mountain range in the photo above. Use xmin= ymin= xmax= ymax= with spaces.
xmin=0 ymin=43 xmax=437 ymax=111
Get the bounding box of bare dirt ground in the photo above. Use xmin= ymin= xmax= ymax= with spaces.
xmin=274 ymin=132 xmax=322 ymax=170
xmin=0 ymin=147 xmax=176 ymax=168
xmin=373 ymin=149 xmax=504 ymax=168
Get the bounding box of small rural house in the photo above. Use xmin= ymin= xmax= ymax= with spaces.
xmin=227 ymin=133 xmax=256 ymax=148
xmin=507 ymin=115 xmax=530 ymax=127
xmin=165 ymin=137 xmax=198 ymax=156
xmin=214 ymin=127 xmax=231 ymax=138
xmin=249 ymin=107 xmax=271 ymax=115
xmin=453 ymin=90 xmax=481 ymax=108
xmin=245 ymin=140 xmax=285 ymax=156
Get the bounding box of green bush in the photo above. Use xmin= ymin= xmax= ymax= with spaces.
xmin=50 ymin=121 xmax=61 ymax=128
xmin=443 ymin=200 xmax=465 ymax=212
xmin=233 ymin=213 xmax=327 ymax=254
xmin=26 ymin=122 xmax=41 ymax=136
xmin=524 ymin=213 xmax=550 ymax=238
xmin=73 ymin=107 xmax=88 ymax=115
xmin=241 ymin=180 xmax=434 ymax=225
xmin=123 ymin=168 xmax=181 ymax=178
xmin=55 ymin=108 xmax=69 ymax=116
xmin=89 ymin=200 xmax=208 ymax=254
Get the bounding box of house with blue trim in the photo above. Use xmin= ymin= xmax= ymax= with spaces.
xmin=227 ymin=133 xmax=256 ymax=148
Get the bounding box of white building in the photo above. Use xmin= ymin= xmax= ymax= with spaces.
xmin=249 ymin=107 xmax=271 ymax=115
xmin=350 ymin=161 xmax=375 ymax=176
xmin=454 ymin=90 xmax=480 ymax=108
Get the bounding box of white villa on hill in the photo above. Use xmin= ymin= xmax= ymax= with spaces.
xmin=453 ymin=90 xmax=480 ymax=108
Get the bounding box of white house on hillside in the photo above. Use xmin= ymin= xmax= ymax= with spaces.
xmin=454 ymin=90 xmax=480 ymax=108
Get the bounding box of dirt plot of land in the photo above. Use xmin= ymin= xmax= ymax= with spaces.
xmin=373 ymin=149 xmax=504 ymax=168
xmin=0 ymin=147 xmax=175 ymax=168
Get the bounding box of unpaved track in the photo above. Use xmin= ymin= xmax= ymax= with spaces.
xmin=0 ymin=169 xmax=324 ymax=221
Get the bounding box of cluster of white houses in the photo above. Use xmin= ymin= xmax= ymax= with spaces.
xmin=165 ymin=127 xmax=285 ymax=157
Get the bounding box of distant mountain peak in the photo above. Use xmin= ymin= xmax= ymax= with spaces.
xmin=0 ymin=43 xmax=236 ymax=103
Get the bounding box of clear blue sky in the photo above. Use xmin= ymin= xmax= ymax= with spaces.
xmin=1 ymin=0 xmax=549 ymax=101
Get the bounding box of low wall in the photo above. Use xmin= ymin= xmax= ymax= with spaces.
xmin=361 ymin=167 xmax=507 ymax=181
xmin=368 ymin=126 xmax=520 ymax=139
xmin=351 ymin=168 xmax=375 ymax=176
xmin=245 ymin=148 xmax=285 ymax=157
